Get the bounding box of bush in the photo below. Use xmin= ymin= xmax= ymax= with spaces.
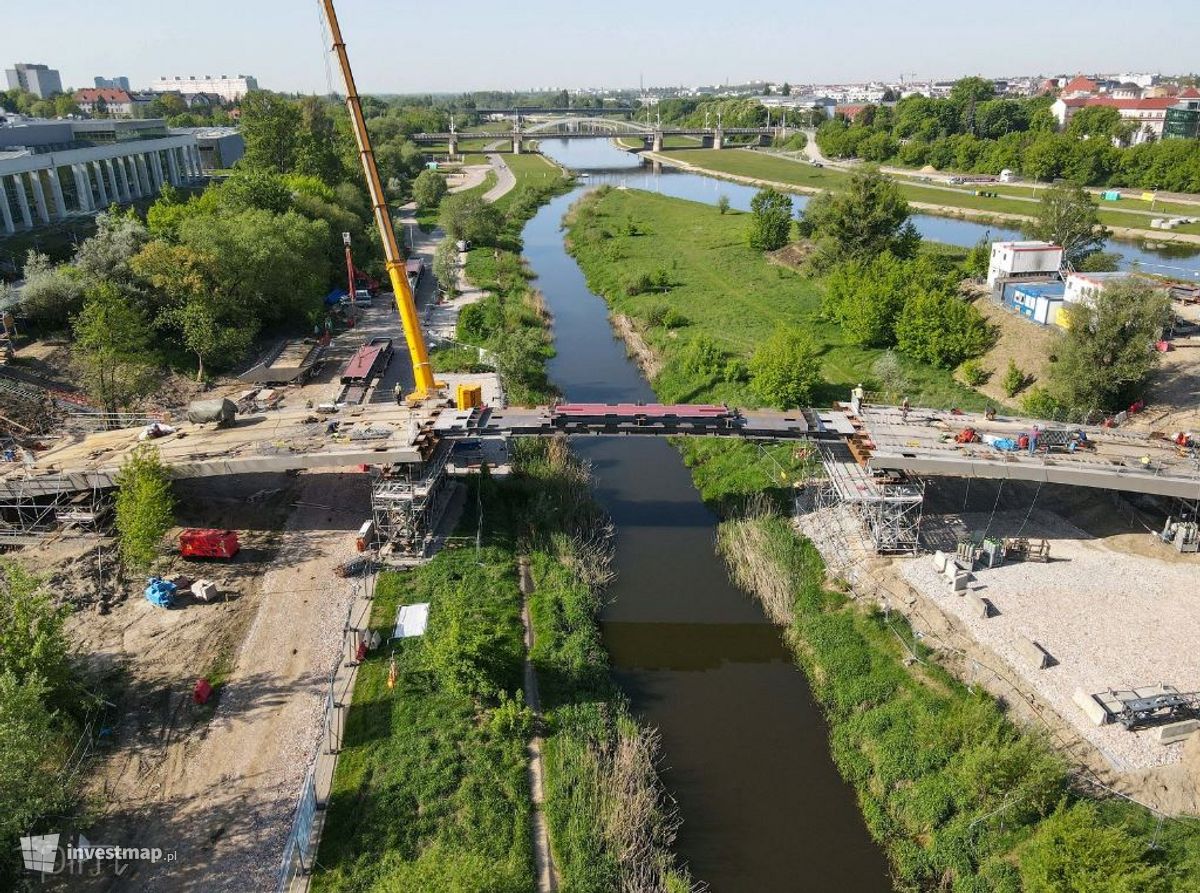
xmin=1020 ymin=386 xmax=1064 ymax=419
xmin=678 ymin=334 xmax=726 ymax=377
xmin=960 ymin=359 xmax=989 ymax=386
xmin=624 ymin=271 xmax=654 ymax=296
xmin=895 ymin=291 xmax=991 ymax=369
xmin=1002 ymin=359 xmax=1026 ymax=397
xmin=748 ymin=188 xmax=793 ymax=251
xmin=114 ymin=445 xmax=175 ymax=571
xmin=717 ymin=195 xmax=731 ymax=215
xmin=749 ymin=326 xmax=822 ymax=408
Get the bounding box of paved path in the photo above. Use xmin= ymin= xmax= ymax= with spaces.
xmin=483 ymin=153 xmax=516 ymax=202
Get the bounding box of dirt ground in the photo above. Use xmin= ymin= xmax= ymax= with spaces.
xmin=965 ymin=296 xmax=1057 ymax=404
xmin=40 ymin=470 xmax=368 ymax=891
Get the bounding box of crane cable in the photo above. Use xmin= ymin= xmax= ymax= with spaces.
xmin=316 ymin=0 xmax=336 ymax=97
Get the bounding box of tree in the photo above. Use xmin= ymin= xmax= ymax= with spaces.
xmin=801 ymin=167 xmax=918 ymax=265
xmin=168 ymin=298 xmax=253 ymax=380
xmin=747 ymin=187 xmax=793 ymax=251
xmin=413 ymin=169 xmax=448 ymax=209
xmin=717 ymin=195 xmax=730 ymax=215
xmin=1024 ymin=181 xmax=1111 ymax=265
xmin=1067 ymin=106 xmax=1124 ymax=141
xmin=1076 ymin=251 xmax=1121 ymax=272
xmin=964 ymin=234 xmax=992 ymax=278
xmin=1048 ymin=278 xmax=1171 ymax=413
xmin=72 ymin=282 xmax=159 ymax=414
xmin=1019 ymin=802 xmax=1162 ymax=893
xmin=114 ymin=445 xmax=175 ymax=570
xmin=749 ymin=326 xmax=822 ymax=408
xmin=294 ymin=96 xmax=346 ymax=184
xmin=433 ymin=236 xmax=459 ymax=298
xmin=216 ymin=168 xmax=292 ymax=213
xmin=895 ymin=290 xmax=991 ymax=368
xmin=18 ymin=250 xmax=88 ymax=328
xmin=73 ymin=209 xmax=148 ymax=284
xmin=239 ymin=91 xmax=301 ymax=173
xmin=439 ymin=194 xmax=502 ymax=245
xmin=822 ymin=253 xmax=909 ymax=347
xmin=53 ymin=95 xmax=80 ymax=117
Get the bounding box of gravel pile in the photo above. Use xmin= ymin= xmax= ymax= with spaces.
xmin=898 ymin=509 xmax=1200 ymax=771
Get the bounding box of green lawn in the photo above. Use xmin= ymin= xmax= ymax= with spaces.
xmin=311 ymin=523 xmax=533 ymax=892
xmin=565 ymin=187 xmax=988 ymax=411
xmin=657 ymin=149 xmax=1199 ymax=237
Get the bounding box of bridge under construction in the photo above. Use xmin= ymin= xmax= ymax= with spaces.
xmin=2 ymin=397 xmax=1196 ymax=557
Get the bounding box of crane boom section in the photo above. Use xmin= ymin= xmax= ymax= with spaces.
xmin=320 ymin=0 xmax=436 ymax=396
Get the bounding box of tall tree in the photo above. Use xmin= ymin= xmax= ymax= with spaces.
xmin=747 ymin=188 xmax=793 ymax=251
xmin=114 ymin=445 xmax=175 ymax=570
xmin=239 ymin=91 xmax=301 ymax=173
xmin=433 ymin=236 xmax=459 ymax=299
xmin=72 ymin=282 xmax=159 ymax=414
xmin=1049 ymin=277 xmax=1171 ymax=413
xmin=413 ymin=169 xmax=448 ymax=209
xmin=801 ymin=166 xmax=919 ymax=265
xmin=1024 ymin=181 xmax=1111 ymax=265
xmin=439 ymin=194 xmax=502 ymax=245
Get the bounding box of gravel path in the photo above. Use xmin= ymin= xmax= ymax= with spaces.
xmin=898 ymin=509 xmax=1200 ymax=771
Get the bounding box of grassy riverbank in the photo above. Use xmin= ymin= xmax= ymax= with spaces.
xmin=565 ymin=186 xmax=1200 ymax=890
xmin=311 ymin=443 xmax=691 ymax=891
xmin=437 ymin=153 xmax=574 ymax=404
xmin=564 ymin=186 xmax=986 ymax=411
xmin=656 ymin=148 xmax=1198 ymax=237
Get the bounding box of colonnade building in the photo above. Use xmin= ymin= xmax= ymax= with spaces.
xmin=0 ymin=117 xmax=202 ymax=235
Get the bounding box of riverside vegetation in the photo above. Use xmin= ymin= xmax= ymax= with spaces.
xmin=564 ymin=183 xmax=1200 ymax=890
xmin=312 ymin=439 xmax=690 ymax=892
xmin=431 ymin=154 xmax=575 ymax=405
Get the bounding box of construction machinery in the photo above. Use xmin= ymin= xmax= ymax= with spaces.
xmin=321 ymin=0 xmax=437 ymax=400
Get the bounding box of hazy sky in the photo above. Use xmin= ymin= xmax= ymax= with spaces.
xmin=4 ymin=0 xmax=1197 ymax=95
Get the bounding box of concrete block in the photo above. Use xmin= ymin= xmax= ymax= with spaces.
xmin=968 ymin=593 xmax=991 ymax=618
xmin=1073 ymin=688 xmax=1110 ymax=726
xmin=932 ymin=551 xmax=948 ymax=574
xmin=951 ymin=571 xmax=972 ymax=593
xmin=1016 ymin=636 xmax=1052 ymax=669
xmin=1157 ymin=720 xmax=1200 ymax=746
xmin=191 ymin=579 xmax=219 ymax=602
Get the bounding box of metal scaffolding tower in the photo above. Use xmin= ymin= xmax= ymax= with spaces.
xmin=816 ymin=442 xmax=925 ymax=554
xmin=370 ymin=441 xmax=453 ymax=560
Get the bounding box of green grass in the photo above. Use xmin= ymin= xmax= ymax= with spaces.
xmin=658 ymin=149 xmax=1200 ymax=237
xmin=565 ymin=187 xmax=988 ymax=411
xmin=311 ymin=524 xmax=534 ymax=892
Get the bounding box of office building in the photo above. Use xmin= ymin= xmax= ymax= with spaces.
xmin=5 ymin=63 xmax=63 ymax=99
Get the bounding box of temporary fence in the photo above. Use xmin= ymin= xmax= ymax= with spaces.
xmin=276 ymin=577 xmax=375 ymax=892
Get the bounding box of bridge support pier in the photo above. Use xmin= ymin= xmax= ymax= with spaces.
xmin=713 ymin=128 xmax=725 ymax=150
xmin=512 ymin=136 xmax=522 ymax=154
xmin=651 ymin=131 xmax=663 ymax=153
xmin=447 ymin=135 xmax=458 ymax=157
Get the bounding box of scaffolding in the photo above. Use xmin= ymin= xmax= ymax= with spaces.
xmin=0 ymin=476 xmax=113 ymax=546
xmin=815 ymin=442 xmax=925 ymax=554
xmin=370 ymin=441 xmax=453 ymax=560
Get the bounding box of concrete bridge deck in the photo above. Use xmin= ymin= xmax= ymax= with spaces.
xmin=2 ymin=401 xmax=1196 ymax=502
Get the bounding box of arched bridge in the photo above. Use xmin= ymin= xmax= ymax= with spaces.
xmin=415 ymin=123 xmax=783 ymax=153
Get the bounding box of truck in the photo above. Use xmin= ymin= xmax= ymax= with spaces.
xmin=405 ymin=258 xmax=424 ymax=291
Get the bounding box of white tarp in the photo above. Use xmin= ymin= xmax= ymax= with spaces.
xmin=393 ymin=602 xmax=430 ymax=639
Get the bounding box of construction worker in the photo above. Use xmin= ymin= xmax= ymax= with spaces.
xmin=901 ymin=397 xmax=911 ymax=422
xmin=1028 ymin=425 xmax=1039 ymax=456
xmin=984 ymin=405 xmax=996 ymax=421
xmin=393 ymin=382 xmax=403 ymax=405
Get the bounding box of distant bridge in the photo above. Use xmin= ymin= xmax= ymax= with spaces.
xmin=472 ymin=107 xmax=636 ymax=116
xmin=418 ymin=120 xmax=783 ymax=153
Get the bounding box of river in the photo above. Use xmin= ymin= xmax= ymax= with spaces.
xmin=540 ymin=137 xmax=1200 ymax=279
xmin=522 ymin=138 xmax=893 ymax=889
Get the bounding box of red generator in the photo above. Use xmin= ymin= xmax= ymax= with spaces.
xmin=179 ymin=528 xmax=240 ymax=560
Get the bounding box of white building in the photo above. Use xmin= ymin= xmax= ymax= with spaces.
xmin=987 ymin=240 xmax=1064 ymax=289
xmin=1051 ymin=96 xmax=1178 ymax=144
xmin=1063 ymin=271 xmax=1137 ymax=305
xmin=0 ymin=118 xmax=203 ymax=234
xmin=149 ymin=75 xmax=259 ymax=103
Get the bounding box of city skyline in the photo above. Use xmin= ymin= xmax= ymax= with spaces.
xmin=3 ymin=0 xmax=1198 ymax=97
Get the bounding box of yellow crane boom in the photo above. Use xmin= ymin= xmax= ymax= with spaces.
xmin=320 ymin=0 xmax=436 ymax=398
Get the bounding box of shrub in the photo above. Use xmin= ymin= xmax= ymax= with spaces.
xmin=677 ymin=334 xmax=725 ymax=377
xmin=624 ymin=271 xmax=654 ymax=296
xmin=717 ymin=195 xmax=731 ymax=215
xmin=961 ymin=359 xmax=989 ymax=386
xmin=114 ymin=445 xmax=175 ymax=570
xmin=749 ymin=326 xmax=822 ymax=408
xmin=1002 ymin=358 xmax=1025 ymax=397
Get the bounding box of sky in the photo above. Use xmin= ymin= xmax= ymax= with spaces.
xmin=4 ymin=0 xmax=1198 ymax=95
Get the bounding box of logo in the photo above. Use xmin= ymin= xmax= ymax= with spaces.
xmin=19 ymin=835 xmax=60 ymax=873
xmin=18 ymin=831 xmax=176 ymax=877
